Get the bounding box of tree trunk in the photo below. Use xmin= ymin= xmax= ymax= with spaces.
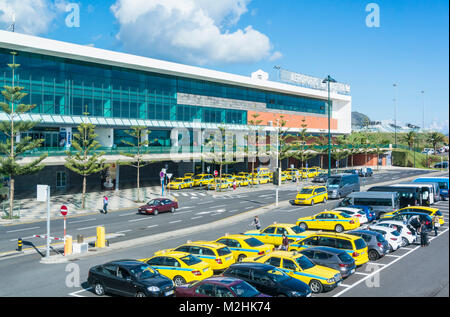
xmin=9 ymin=177 xmax=14 ymax=219
xmin=82 ymin=176 xmax=86 ymax=209
xmin=137 ymin=163 xmax=141 ymax=202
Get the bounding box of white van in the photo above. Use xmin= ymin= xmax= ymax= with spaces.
xmin=391 ymin=183 xmax=435 ymax=205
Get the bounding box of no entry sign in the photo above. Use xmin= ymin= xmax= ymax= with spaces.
xmin=60 ymin=205 xmax=68 ymax=216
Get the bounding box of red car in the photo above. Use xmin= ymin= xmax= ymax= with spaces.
xmin=175 ymin=277 xmax=270 ymax=297
xmin=138 ymin=198 xmax=178 ymax=215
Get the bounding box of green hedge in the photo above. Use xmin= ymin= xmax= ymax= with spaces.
xmin=392 ymin=149 xmax=442 ymax=168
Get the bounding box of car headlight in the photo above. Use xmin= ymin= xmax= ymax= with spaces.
xmin=327 ymin=278 xmax=335 ymax=284
xmin=147 ymin=286 xmax=160 ymax=292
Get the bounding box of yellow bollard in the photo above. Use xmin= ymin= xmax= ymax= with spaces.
xmin=96 ymin=226 xmax=106 ymax=248
xmin=64 ymin=235 xmax=72 ymax=256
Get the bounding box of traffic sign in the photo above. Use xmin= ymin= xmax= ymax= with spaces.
xmin=60 ymin=205 xmax=68 ymax=216
xmin=167 ymin=173 xmax=173 ymax=179
xmin=214 ymin=170 xmax=218 ymax=177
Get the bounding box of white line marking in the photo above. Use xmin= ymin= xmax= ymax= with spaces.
xmin=384 ymin=254 xmax=401 ymax=258
xmin=169 ymin=220 xmax=182 ymax=224
xmin=181 ymin=193 xmax=188 ymax=196
xmin=339 ymin=284 xmax=351 ymax=288
xmin=215 ymin=205 xmax=227 ymax=208
xmin=353 ymin=272 xmax=370 ymax=276
xmin=191 ymin=216 xmax=202 ymax=220
xmin=119 ymin=212 xmax=137 ymax=217
xmin=128 ymin=218 xmax=152 ymax=223
xmin=68 ymin=218 xmax=96 ymax=224
xmin=175 ymin=210 xmax=193 ymax=215
xmin=69 ymin=288 xmax=92 ymax=297
xmin=6 ymin=226 xmax=40 ymax=233
xmin=77 ymin=225 xmax=102 ymax=231
xmin=147 ymin=225 xmax=159 ymax=229
xmin=116 ymin=230 xmax=131 ymax=234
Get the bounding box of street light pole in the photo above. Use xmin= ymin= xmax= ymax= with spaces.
xmin=421 ymin=90 xmax=425 ymax=131
xmin=323 ymin=75 xmax=337 ymax=177
xmin=393 ymin=83 xmax=398 ymax=148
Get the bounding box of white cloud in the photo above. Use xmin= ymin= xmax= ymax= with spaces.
xmin=0 ymin=0 xmax=66 ymax=35
xmin=427 ymin=119 xmax=449 ymax=134
xmin=269 ymin=51 xmax=283 ymax=61
xmin=110 ymin=0 xmax=279 ymax=65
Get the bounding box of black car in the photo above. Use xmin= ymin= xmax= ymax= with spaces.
xmin=343 ymin=169 xmax=359 ymax=175
xmin=298 ymin=247 xmax=356 ymax=278
xmin=312 ymin=173 xmax=329 ymax=183
xmin=347 ymin=230 xmax=389 ymax=261
xmin=222 ymin=262 xmax=311 ymax=297
xmin=88 ymin=260 xmax=175 ymax=297
xmin=358 ymin=168 xmax=373 ymax=177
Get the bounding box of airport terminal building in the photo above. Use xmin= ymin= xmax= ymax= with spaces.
xmin=0 ymin=30 xmax=352 ymax=196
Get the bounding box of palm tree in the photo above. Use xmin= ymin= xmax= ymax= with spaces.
xmin=426 ymin=132 xmax=445 ymax=154
xmin=402 ymin=131 xmax=417 ymax=150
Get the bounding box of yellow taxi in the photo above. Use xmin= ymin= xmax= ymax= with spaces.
xmin=244 ymin=223 xmax=314 ymax=247
xmin=193 ymin=174 xmax=215 ymax=187
xmin=282 ymin=171 xmax=293 ymax=181
xmin=381 ymin=206 xmax=445 ymax=225
xmin=294 ymin=186 xmax=328 ymax=205
xmin=207 ymin=178 xmax=231 ymax=190
xmin=288 ymin=232 xmax=369 ymax=266
xmin=235 ymin=176 xmax=249 ymax=187
xmin=247 ymin=175 xmax=260 ymax=185
xmin=296 ymin=210 xmax=360 ymax=232
xmin=255 ymin=167 xmax=270 ymax=176
xmin=214 ymin=234 xmax=274 ymax=262
xmin=139 ymin=251 xmax=213 ymax=286
xmin=243 ymin=251 xmax=342 ymax=293
xmin=258 ymin=175 xmax=271 ymax=184
xmin=184 ymin=173 xmax=194 ymax=178
xmin=300 ymin=168 xmax=316 ymax=179
xmin=167 ymin=177 xmax=190 ymax=190
xmin=286 ymin=168 xmax=300 ymax=180
xmin=222 ymin=174 xmax=236 ymax=181
xmin=237 ymin=172 xmax=251 ymax=178
xmin=157 ymin=241 xmax=236 ymax=273
xmin=308 ymin=167 xmax=320 ymax=177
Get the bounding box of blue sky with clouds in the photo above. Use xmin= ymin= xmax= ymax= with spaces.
xmin=0 ymin=0 xmax=448 ymax=133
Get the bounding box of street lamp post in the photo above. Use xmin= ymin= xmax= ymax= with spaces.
xmin=323 ymin=75 xmax=337 ymax=177
xmin=393 ymin=83 xmax=398 ymax=148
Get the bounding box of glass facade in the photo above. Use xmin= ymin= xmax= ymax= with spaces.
xmin=0 ymin=47 xmax=326 ymax=126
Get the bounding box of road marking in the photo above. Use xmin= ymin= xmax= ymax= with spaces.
xmin=169 ymin=220 xmax=182 ymax=224
xmin=175 ymin=210 xmax=193 ymax=215
xmin=116 ymin=230 xmax=131 ymax=234
xmin=384 ymin=254 xmax=401 ymax=258
xmin=119 ymin=212 xmax=137 ymax=217
xmin=190 ymin=193 xmax=197 ymax=197
xmin=215 ymin=205 xmax=227 ymax=208
xmin=197 ymin=201 xmax=211 ymax=205
xmin=77 ymin=225 xmax=102 ymax=231
xmin=196 ymin=211 xmax=211 ymax=215
xmin=6 ymin=226 xmax=40 ymax=233
xmin=9 ymin=235 xmax=35 ymax=242
xmin=69 ymin=288 xmax=92 ymax=297
xmin=339 ymin=284 xmax=351 ymax=288
xmin=181 ymin=193 xmax=188 ymax=196
xmin=353 ymin=272 xmax=369 ymax=276
xmin=68 ymin=218 xmax=96 ymax=224
xmin=239 ymin=201 xmax=248 ymax=204
xmin=229 ymin=210 xmax=238 ymax=213
xmin=191 ymin=216 xmax=202 ymax=220
xmin=147 ymin=225 xmax=159 ymax=229
xmin=128 ymin=217 xmax=152 ymax=223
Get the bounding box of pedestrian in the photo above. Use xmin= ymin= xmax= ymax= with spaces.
xmin=103 ymin=195 xmax=109 ymax=214
xmin=281 ymin=233 xmax=289 ymax=251
xmin=419 ymin=220 xmax=428 ymax=247
xmin=250 ymin=216 xmax=261 ymax=230
xmin=432 ymin=214 xmax=440 ymax=237
xmin=233 ymin=180 xmax=237 ymax=191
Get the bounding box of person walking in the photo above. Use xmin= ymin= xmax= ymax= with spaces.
xmin=232 ymin=179 xmax=237 ymax=191
xmin=250 ymin=216 xmax=261 ymax=230
xmin=432 ymin=214 xmax=440 ymax=237
xmin=102 ymin=195 xmax=109 ymax=214
xmin=281 ymin=233 xmax=289 ymax=251
xmin=419 ymin=220 xmax=428 ymax=247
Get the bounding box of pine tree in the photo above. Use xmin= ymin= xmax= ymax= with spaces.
xmin=293 ymin=117 xmax=317 ymax=170
xmin=0 ymin=51 xmax=47 ymax=218
xmin=119 ymin=126 xmax=151 ymax=202
xmin=64 ymin=121 xmax=109 ymax=209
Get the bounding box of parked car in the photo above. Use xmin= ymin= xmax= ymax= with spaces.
xmin=370 ymin=220 xmax=416 ymax=247
xmin=358 ymin=167 xmax=373 ymax=177
xmin=413 ymin=177 xmax=449 ymax=200
xmin=377 ymin=212 xmax=433 ymax=235
xmin=343 ymin=169 xmax=359 ymax=175
xmin=222 ymin=262 xmax=312 ymax=297
xmin=363 ymin=226 xmax=402 ymax=252
xmin=343 ymin=205 xmax=377 ymax=222
xmin=337 ymin=191 xmax=400 ymax=219
xmin=326 ymin=174 xmax=360 ymax=199
xmin=87 ymin=260 xmax=175 ymax=297
xmin=175 ymin=277 xmax=270 ymax=297
xmin=367 ymin=185 xmax=422 ymax=208
xmin=298 ymin=246 xmax=356 ymax=278
xmin=347 ymin=230 xmax=389 ymax=261
xmin=333 ymin=207 xmax=369 ymax=224
xmin=138 ymin=198 xmax=178 ymax=215
xmin=312 ymin=173 xmax=329 ymax=183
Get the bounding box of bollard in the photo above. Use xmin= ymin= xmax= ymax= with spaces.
xmin=64 ymin=235 xmax=72 ymax=256
xmin=95 ymin=226 xmax=106 ymax=248
xmin=17 ymin=238 xmax=23 ymax=252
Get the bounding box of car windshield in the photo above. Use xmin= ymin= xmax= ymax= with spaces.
xmin=300 ymin=189 xmax=314 ymax=194
xmin=147 ymin=199 xmax=161 ymax=206
xmin=130 ymin=264 xmax=159 ymax=279
xmin=327 ymin=177 xmax=341 ymax=185
xmin=217 ymin=247 xmax=232 ymax=256
xmin=290 ymin=226 xmax=305 ymax=234
xmin=265 ymin=268 xmax=290 ymax=283
xmin=179 ymin=255 xmax=202 ymax=266
xmin=194 ymin=175 xmax=203 ymax=180
xmin=174 ymin=178 xmax=184 ymax=182
xmin=295 ymin=256 xmax=315 ymax=270
xmin=230 ymin=281 xmax=260 ymax=297
xmin=244 ymin=238 xmax=264 ymax=247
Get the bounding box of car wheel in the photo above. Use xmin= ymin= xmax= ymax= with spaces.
xmin=237 ymin=254 xmax=246 ymax=262
xmin=299 ymin=222 xmax=308 ymax=230
xmin=153 ymin=209 xmax=159 ymax=216
xmin=135 ymin=292 xmax=146 ymax=297
xmin=309 ymin=280 xmax=323 ymax=294
xmin=401 ymin=237 xmax=409 ymax=247
xmin=94 ymin=282 xmax=105 ymax=296
xmin=335 ymin=224 xmax=344 ymax=233
xmin=368 ymin=249 xmax=380 ymax=261
xmin=170 ymin=207 xmax=175 ymax=213
xmin=173 ymin=276 xmax=186 ymax=286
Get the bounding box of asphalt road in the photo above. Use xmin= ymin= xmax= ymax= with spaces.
xmin=0 ymin=168 xmax=447 ymax=298
xmin=0 ymin=168 xmax=434 ymax=255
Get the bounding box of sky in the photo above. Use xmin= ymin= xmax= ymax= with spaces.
xmin=0 ymin=0 xmax=448 ymax=133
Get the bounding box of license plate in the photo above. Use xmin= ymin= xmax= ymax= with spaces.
xmin=165 ymin=290 xmax=174 ymax=296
